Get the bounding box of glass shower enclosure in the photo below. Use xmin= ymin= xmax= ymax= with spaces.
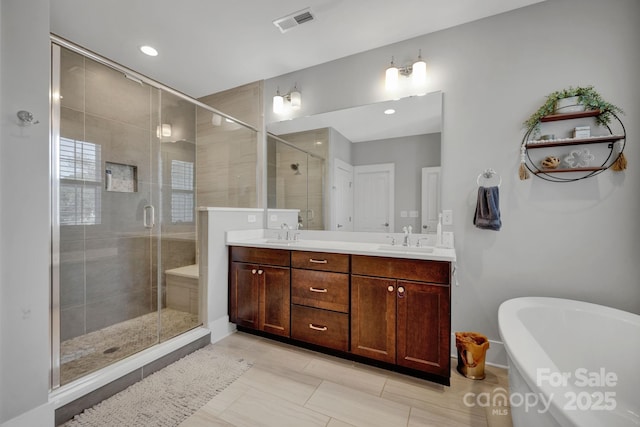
xmin=51 ymin=42 xmax=201 ymax=387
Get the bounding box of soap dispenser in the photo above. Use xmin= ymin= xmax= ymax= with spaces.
xmin=436 ymin=213 xmax=443 ymax=247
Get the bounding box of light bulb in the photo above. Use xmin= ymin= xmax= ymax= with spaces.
xmin=273 ymin=94 xmax=284 ymax=114
xmin=290 ymin=88 xmax=301 ymax=110
xmin=412 ymin=50 xmax=427 ymax=86
xmin=385 ymin=58 xmax=399 ymax=92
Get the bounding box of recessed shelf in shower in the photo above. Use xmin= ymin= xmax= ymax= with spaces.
xmin=105 ymin=161 xmax=138 ymax=192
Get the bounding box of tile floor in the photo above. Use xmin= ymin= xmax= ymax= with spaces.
xmin=180 ymin=332 xmax=514 ymax=427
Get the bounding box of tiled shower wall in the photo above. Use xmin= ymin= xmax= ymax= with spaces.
xmin=197 ymin=82 xmax=262 ymax=208
xmin=58 ymin=47 xmax=196 ymax=341
xmin=270 ymin=129 xmax=328 ymax=230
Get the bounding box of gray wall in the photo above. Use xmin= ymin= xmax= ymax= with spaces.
xmin=0 ymin=0 xmax=52 ymax=423
xmin=266 ymin=0 xmax=640 ymax=365
xmin=352 ymin=133 xmax=441 ymax=232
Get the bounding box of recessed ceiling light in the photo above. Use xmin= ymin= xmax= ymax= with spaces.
xmin=140 ymin=45 xmax=158 ymax=57
xmin=384 ymin=109 xmax=396 ymax=115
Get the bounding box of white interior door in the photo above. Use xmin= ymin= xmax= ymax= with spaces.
xmin=354 ymin=163 xmax=394 ymax=232
xmin=332 ymin=159 xmax=354 ymax=231
xmin=421 ymin=166 xmax=441 ymax=233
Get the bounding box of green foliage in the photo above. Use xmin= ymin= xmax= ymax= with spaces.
xmin=524 ymin=86 xmax=624 ymax=132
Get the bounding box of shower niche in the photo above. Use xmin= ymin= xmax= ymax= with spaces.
xmin=105 ymin=161 xmax=138 ymax=192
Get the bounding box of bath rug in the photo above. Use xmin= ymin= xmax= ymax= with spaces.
xmin=63 ymin=344 xmax=252 ymax=427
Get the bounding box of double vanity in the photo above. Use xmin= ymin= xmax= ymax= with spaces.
xmin=226 ymin=230 xmax=456 ymax=385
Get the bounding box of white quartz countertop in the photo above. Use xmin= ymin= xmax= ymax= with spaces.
xmin=226 ymin=229 xmax=456 ymax=263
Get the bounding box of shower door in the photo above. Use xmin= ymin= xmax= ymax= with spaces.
xmin=51 ymin=43 xmax=199 ymax=388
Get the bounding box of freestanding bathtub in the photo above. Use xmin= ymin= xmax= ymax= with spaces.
xmin=498 ymin=297 xmax=639 ymax=427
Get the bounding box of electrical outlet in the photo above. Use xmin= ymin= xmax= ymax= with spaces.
xmin=400 ymin=211 xmax=408 ymax=218
xmin=409 ymin=210 xmax=419 ymax=218
xmin=247 ymin=214 xmax=257 ymax=223
xmin=270 ymin=214 xmax=278 ymax=222
xmin=442 ymin=209 xmax=453 ymax=225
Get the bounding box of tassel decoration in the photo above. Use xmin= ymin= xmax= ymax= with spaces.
xmin=519 ymin=145 xmax=530 ymax=180
xmin=612 ymin=152 xmax=627 ymax=171
xmin=612 ymin=141 xmax=627 ymax=171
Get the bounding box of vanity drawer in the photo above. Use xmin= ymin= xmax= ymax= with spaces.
xmin=291 ymin=305 xmax=348 ymax=352
xmin=291 ymin=251 xmax=349 ymax=273
xmin=230 ymin=246 xmax=290 ymax=267
xmin=351 ymin=255 xmax=450 ymax=284
xmin=291 ymin=269 xmax=349 ymax=313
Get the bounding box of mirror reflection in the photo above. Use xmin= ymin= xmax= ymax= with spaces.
xmin=266 ymin=91 xmax=442 ymax=233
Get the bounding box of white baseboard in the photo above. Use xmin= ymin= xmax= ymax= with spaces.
xmin=1 ymin=402 xmax=54 ymax=427
xmin=450 ymin=333 xmax=508 ymax=369
xmin=208 ymin=316 xmax=236 ymax=344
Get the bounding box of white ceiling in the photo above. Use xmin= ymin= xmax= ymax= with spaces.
xmin=50 ymin=0 xmax=544 ymax=98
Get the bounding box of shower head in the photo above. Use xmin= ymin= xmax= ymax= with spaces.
xmin=291 ymin=163 xmax=302 ymax=175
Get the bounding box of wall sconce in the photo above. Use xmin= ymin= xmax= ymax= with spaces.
xmin=273 ymin=84 xmax=302 ymax=114
xmin=156 ymin=123 xmax=172 ymax=138
xmin=385 ymin=50 xmax=427 ymax=91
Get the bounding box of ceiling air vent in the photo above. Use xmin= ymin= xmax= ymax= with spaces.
xmin=273 ymin=7 xmax=315 ymax=33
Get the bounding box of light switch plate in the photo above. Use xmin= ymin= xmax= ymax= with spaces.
xmin=247 ymin=214 xmax=257 ymax=223
xmin=409 ymin=210 xmax=419 ymax=218
xmin=400 ymin=211 xmax=408 ymax=218
xmin=442 ymin=209 xmax=453 ymax=225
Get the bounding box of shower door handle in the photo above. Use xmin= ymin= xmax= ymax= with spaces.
xmin=143 ymin=205 xmax=155 ymax=229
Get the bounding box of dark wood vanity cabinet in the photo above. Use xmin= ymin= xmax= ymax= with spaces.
xmin=229 ymin=246 xmax=452 ymax=384
xmin=290 ymin=251 xmax=350 ymax=351
xmin=229 ymin=247 xmax=290 ymax=337
xmin=351 ymin=255 xmax=451 ymax=378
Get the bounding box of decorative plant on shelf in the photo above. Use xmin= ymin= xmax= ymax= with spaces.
xmin=523 ymin=85 xmax=624 ymax=132
xmin=519 ymin=86 xmax=626 ymax=180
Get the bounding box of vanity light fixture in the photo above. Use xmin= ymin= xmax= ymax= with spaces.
xmin=273 ymin=84 xmax=302 ymax=114
xmin=385 ymin=50 xmax=427 ymax=91
xmin=140 ymin=45 xmax=158 ymax=57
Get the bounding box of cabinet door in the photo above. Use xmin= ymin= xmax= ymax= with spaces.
xmin=230 ymin=262 xmax=260 ymax=330
xmin=259 ymin=265 xmax=290 ymax=337
xmin=351 ymin=275 xmax=396 ymax=363
xmin=396 ymin=280 xmax=450 ymax=376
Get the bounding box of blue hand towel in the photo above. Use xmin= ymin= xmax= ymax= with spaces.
xmin=473 ymin=186 xmax=501 ymax=231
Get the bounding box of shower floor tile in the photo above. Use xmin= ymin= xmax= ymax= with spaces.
xmin=60 ymin=308 xmax=200 ymax=385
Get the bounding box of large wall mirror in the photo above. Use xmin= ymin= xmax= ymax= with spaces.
xmin=266 ymin=91 xmax=442 ymax=234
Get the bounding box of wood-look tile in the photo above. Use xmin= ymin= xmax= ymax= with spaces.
xmin=302 ymin=358 xmax=388 ymax=396
xmin=236 ymin=365 xmax=321 ymax=405
xmin=305 ymin=381 xmax=410 ymax=427
xmin=408 ymin=405 xmax=488 ymax=427
xmin=382 ymin=376 xmax=486 ymax=416
xmin=219 ymin=388 xmax=330 ymax=427
xmin=327 ymin=419 xmax=358 ymax=427
xmin=194 ymin=381 xmax=250 ymax=417
xmin=179 ymin=410 xmax=236 ymax=427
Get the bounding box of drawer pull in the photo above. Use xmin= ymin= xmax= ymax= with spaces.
xmin=387 ymin=285 xmax=395 ymax=292
xmin=309 ymin=323 xmax=328 ymax=332
xmin=257 ymin=269 xmax=263 ymax=275
xmin=251 ymin=269 xmax=257 ymax=274
xmin=309 ymin=259 xmax=328 ymax=264
xmin=309 ymin=287 xmax=328 ymax=293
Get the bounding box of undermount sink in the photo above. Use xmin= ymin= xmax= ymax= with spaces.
xmin=264 ymin=239 xmax=299 ymax=245
xmin=377 ymin=244 xmax=434 ymax=254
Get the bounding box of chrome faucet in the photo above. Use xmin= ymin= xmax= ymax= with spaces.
xmin=416 ymin=237 xmax=430 ymax=247
xmin=402 ymin=226 xmax=412 ymax=246
xmin=281 ymin=223 xmax=291 ymax=240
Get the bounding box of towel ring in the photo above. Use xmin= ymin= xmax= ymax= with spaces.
xmin=477 ymin=168 xmax=502 ymax=187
